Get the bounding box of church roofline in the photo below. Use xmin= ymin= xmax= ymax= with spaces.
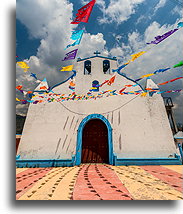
xmin=77 ymin=55 xmax=117 ymax=62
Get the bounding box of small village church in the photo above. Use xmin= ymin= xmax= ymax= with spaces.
xmin=16 ymin=52 xmax=182 ymax=167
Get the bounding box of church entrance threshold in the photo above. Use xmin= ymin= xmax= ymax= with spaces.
xmin=81 ymin=119 xmax=109 ymax=163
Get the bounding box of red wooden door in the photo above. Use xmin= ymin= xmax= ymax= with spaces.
xmin=81 ymin=119 xmax=109 ymax=163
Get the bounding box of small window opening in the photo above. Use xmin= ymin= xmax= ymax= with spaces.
xmin=84 ymin=60 xmax=91 ymax=75
xmin=103 ymin=60 xmax=110 ymax=74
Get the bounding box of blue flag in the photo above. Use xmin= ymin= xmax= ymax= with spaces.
xmin=65 ymin=30 xmax=84 ymax=50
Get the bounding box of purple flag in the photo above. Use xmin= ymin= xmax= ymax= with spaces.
xmin=62 ymin=49 xmax=78 ymax=61
xmin=147 ymin=28 xmax=178 ymax=45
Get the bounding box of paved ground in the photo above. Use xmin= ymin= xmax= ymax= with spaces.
xmin=16 ymin=164 xmax=183 ymax=200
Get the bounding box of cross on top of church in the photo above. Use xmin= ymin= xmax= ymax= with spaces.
xmin=94 ymin=51 xmax=101 ymax=56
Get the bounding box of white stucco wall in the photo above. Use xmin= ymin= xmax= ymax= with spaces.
xmin=17 ymin=56 xmax=179 ymax=161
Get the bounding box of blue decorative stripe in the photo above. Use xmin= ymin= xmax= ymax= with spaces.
xmin=16 ymin=156 xmax=75 ymax=168
xmin=75 ymin=114 xmax=114 ymax=166
xmin=113 ymin=154 xmax=182 ymax=165
xmin=178 ymin=143 xmax=183 ymax=163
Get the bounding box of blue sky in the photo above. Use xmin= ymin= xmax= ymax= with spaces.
xmin=16 ymin=0 xmax=183 ymax=123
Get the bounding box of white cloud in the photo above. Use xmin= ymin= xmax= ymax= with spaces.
xmin=110 ymin=20 xmax=183 ymax=122
xmin=97 ymin=0 xmax=145 ymax=25
xmin=153 ymin=0 xmax=166 ymax=14
xmin=16 ymin=0 xmax=108 ymax=115
xmin=171 ymin=5 xmax=183 ymax=18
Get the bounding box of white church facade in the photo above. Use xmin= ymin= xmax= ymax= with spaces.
xmin=16 ymin=52 xmax=182 ymax=167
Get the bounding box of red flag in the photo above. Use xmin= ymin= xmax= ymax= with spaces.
xmin=170 ymin=77 xmax=183 ymax=82
xmin=16 ymin=85 xmax=22 ymax=90
xmin=119 ymin=87 xmax=126 ymax=94
xmin=107 ymin=75 xmax=116 ymax=86
xmin=40 ymin=86 xmax=47 ymax=90
xmin=71 ymin=0 xmax=96 ymax=24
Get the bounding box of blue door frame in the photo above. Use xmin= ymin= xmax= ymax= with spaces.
xmin=75 ymin=114 xmax=113 ymax=165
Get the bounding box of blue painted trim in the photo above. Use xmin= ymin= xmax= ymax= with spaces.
xmin=75 ymin=114 xmax=113 ymax=166
xmin=33 ymin=70 xmax=77 ymax=93
xmin=113 ymin=155 xmax=182 ymax=165
xmin=115 ymin=70 xmax=145 ymax=92
xmin=77 ymin=55 xmax=117 ymax=62
xmin=16 ymin=156 xmax=75 ymax=168
xmin=50 ymin=70 xmax=76 ymax=91
xmin=178 ymin=143 xmax=183 ymax=162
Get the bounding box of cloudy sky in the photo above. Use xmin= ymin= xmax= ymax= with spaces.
xmin=16 ymin=0 xmax=183 ymax=123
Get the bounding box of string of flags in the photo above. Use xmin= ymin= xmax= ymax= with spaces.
xmin=112 ymin=22 xmax=183 ymax=72
xmin=62 ymin=0 xmax=96 ymax=62
xmin=16 ymin=0 xmax=183 ymax=106
xmin=16 ymin=88 xmax=183 ymax=105
xmin=16 ymin=70 xmax=183 ymax=104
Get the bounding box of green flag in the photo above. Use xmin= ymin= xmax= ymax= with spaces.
xmin=173 ymin=61 xmax=183 ymax=68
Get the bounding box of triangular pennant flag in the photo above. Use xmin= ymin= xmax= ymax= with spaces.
xmin=30 ymin=73 xmax=37 ymax=80
xmin=129 ymin=51 xmax=146 ymax=62
xmin=71 ymin=0 xmax=96 ymax=24
xmin=173 ymin=61 xmax=183 ymax=68
xmin=17 ymin=61 xmax=29 ymax=72
xmin=107 ymin=75 xmax=116 ymax=85
xmin=62 ymin=49 xmax=78 ymax=61
xmin=61 ymin=65 xmax=74 ymax=71
xmin=146 ymin=28 xmax=178 ymax=45
xmin=65 ymin=30 xmax=84 ymax=49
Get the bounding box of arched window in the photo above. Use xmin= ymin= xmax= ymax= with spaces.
xmin=103 ymin=60 xmax=110 ymax=74
xmin=84 ymin=60 xmax=91 ymax=75
xmin=92 ymin=80 xmax=99 ymax=92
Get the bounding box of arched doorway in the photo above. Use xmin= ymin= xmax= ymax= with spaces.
xmin=75 ymin=114 xmax=113 ymax=166
xmin=81 ymin=119 xmax=109 ymax=163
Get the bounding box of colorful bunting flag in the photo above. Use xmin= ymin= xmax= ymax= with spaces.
xmin=17 ymin=61 xmax=30 ymax=72
xmin=62 ymin=49 xmax=78 ymax=61
xmin=30 ymin=73 xmax=37 ymax=80
xmin=71 ymin=0 xmax=96 ymax=24
xmin=119 ymin=87 xmax=126 ymax=94
xmin=40 ymin=86 xmax=47 ymax=90
xmin=65 ymin=30 xmax=84 ymax=49
xmin=173 ymin=61 xmax=183 ymax=68
xmin=69 ymin=81 xmax=75 ymax=91
xmin=158 ymin=77 xmax=183 ymax=85
xmin=153 ymin=68 xmax=170 ymax=74
xmin=61 ymin=65 xmax=74 ymax=71
xmin=140 ymin=73 xmax=154 ymax=78
xmin=141 ymin=92 xmax=147 ymax=97
xmin=146 ymin=28 xmax=178 ymax=45
xmin=177 ymin=22 xmax=183 ymax=28
xmin=16 ymin=85 xmax=23 ymax=90
xmin=112 ymin=63 xmax=128 ymax=73
xmin=129 ymin=51 xmax=146 ymax=62
xmin=107 ymin=75 xmax=116 ymax=85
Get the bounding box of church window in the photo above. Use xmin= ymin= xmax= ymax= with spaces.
xmin=84 ymin=60 xmax=91 ymax=75
xmin=103 ymin=60 xmax=110 ymax=74
xmin=92 ymin=80 xmax=99 ymax=92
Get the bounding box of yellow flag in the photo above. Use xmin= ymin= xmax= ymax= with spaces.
xmin=60 ymin=65 xmax=73 ymax=71
xmin=141 ymin=73 xmax=154 ymax=78
xmin=141 ymin=92 xmax=147 ymax=97
xmin=17 ymin=61 xmax=30 ymax=72
xmin=130 ymin=51 xmax=146 ymax=62
xmin=16 ymin=98 xmax=20 ymax=101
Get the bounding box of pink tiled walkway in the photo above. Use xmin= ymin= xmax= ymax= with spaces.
xmin=73 ymin=164 xmax=133 ymax=200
